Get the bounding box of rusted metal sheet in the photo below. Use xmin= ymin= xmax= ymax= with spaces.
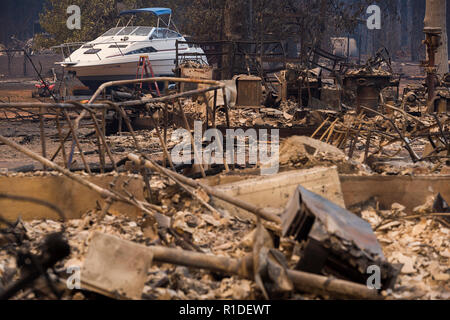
xmin=0 ymin=175 xmax=144 ymax=221
xmin=340 ymin=175 xmax=450 ymax=212
xmin=282 ymin=186 xmax=400 ymax=290
xmin=81 ymin=232 xmax=153 ymax=300
xmin=212 ymin=167 xmax=345 ymax=221
xmin=235 ymin=75 xmax=262 ymax=108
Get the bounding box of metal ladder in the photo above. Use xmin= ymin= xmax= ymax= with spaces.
xmin=136 ymin=55 xmax=161 ymax=97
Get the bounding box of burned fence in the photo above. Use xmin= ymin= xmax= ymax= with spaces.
xmin=175 ymin=40 xmax=287 ymax=82
xmin=0 ymin=49 xmax=61 ymax=79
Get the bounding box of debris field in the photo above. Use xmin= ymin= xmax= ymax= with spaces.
xmin=0 ymin=48 xmax=449 ymax=301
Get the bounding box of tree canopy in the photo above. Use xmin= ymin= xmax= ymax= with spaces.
xmin=35 ymin=0 xmax=397 ymax=54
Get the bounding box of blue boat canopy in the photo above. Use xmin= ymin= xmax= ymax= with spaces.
xmin=119 ymin=7 xmax=172 ymax=17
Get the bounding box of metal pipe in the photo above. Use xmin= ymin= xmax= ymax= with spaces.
xmin=176 ymin=98 xmax=207 ymax=178
xmin=66 ymin=80 xmax=224 ymax=171
xmin=147 ymin=108 xmax=176 ymax=171
xmin=150 ymin=246 xmax=380 ymax=300
xmin=62 ymin=111 xmax=92 ymax=174
xmin=0 ymin=85 xmax=225 ymax=111
xmin=39 ymin=107 xmax=47 ymax=171
xmin=89 ymin=77 xmax=226 ymax=104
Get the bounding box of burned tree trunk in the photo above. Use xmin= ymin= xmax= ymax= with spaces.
xmin=223 ymin=0 xmax=233 ymax=42
xmin=411 ymin=0 xmax=425 ymax=62
xmin=246 ymin=0 xmax=254 ymax=40
xmin=222 ymin=0 xmax=234 ymax=79
xmin=401 ymin=0 xmax=411 ymax=52
xmin=424 ymin=0 xmax=449 ymax=76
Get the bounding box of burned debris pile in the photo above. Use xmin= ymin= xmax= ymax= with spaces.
xmin=0 ymin=45 xmax=449 ymax=301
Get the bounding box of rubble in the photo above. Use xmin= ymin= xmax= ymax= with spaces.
xmin=357 ymin=196 xmax=450 ymax=299
xmin=0 ymin=167 xmax=448 ymax=300
xmin=0 ymin=43 xmax=449 ymax=302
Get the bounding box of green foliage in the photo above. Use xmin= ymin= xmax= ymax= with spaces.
xmin=35 ymin=0 xmax=133 ymax=48
xmin=34 ymin=0 xmax=398 ymax=51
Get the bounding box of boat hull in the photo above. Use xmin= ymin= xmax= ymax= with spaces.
xmin=67 ymin=57 xmax=176 ymax=89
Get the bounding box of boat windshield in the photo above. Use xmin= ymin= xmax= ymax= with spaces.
xmin=117 ymin=27 xmax=139 ymax=36
xmin=101 ymin=26 xmax=154 ymax=37
xmin=150 ymin=28 xmax=182 ymax=39
xmin=101 ymin=27 xmax=123 ymax=37
xmin=131 ymin=27 xmax=154 ymax=36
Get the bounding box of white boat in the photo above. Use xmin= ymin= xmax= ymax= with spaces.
xmin=58 ymin=8 xmax=207 ymax=89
